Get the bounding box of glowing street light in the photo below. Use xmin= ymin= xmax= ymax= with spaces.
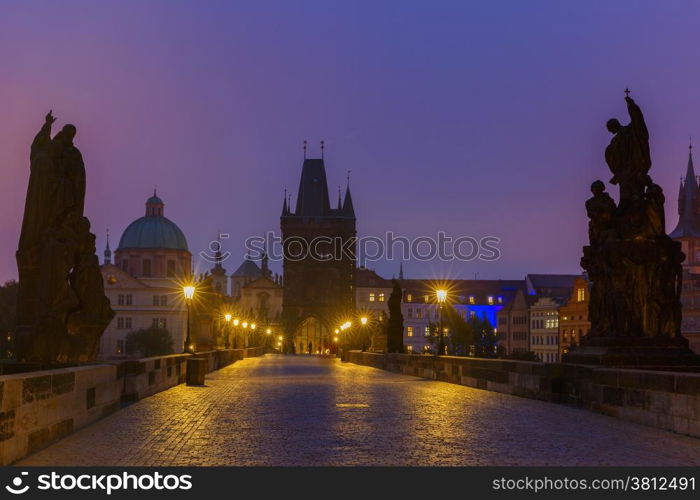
xmin=360 ymin=316 xmax=368 ymax=325
xmin=266 ymin=328 xmax=272 ymax=335
xmin=182 ymin=284 xmax=196 ymax=353
xmin=233 ymin=319 xmax=240 ymax=326
xmin=242 ymin=321 xmax=248 ymax=328
xmin=224 ymin=313 xmax=232 ymax=348
xmin=435 ymin=289 xmax=448 ymax=355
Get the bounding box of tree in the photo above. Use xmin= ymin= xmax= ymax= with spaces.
xmin=426 ymin=306 xmax=474 ymax=356
xmin=471 ymin=316 xmax=498 ymax=358
xmin=386 ymin=279 xmax=404 ymax=353
xmin=125 ymin=326 xmax=174 ymax=357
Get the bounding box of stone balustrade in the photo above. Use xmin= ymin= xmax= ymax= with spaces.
xmin=345 ymin=351 xmax=700 ymax=438
xmin=0 ymin=347 xmax=265 ymax=465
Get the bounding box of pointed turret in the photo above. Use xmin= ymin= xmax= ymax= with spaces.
xmin=670 ymin=143 xmax=700 ymax=238
xmin=294 ymin=158 xmax=331 ymax=216
xmin=261 ymin=242 xmax=271 ymax=278
xmin=399 ymin=261 xmax=404 ymax=280
xmin=281 ymin=189 xmax=289 ymax=216
xmin=342 ymin=184 xmax=355 ymax=218
xmin=104 ymin=230 xmax=112 ymax=265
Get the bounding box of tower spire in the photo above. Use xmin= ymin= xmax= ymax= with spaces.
xmin=103 ymin=228 xmax=112 ymax=265
xmin=303 ymin=140 xmax=307 ymax=159
xmin=282 ymin=187 xmax=289 ymax=216
xmin=399 ymin=261 xmax=404 ymax=280
xmin=320 ymin=140 xmax=324 ymax=159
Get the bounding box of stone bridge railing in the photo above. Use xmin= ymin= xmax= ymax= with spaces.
xmin=0 ymin=347 xmax=265 ymax=465
xmin=345 ymin=351 xmax=700 ymax=439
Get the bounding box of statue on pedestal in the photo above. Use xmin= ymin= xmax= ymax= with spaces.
xmin=565 ymin=92 xmax=699 ymax=366
xmin=15 ymin=111 xmax=114 ymax=363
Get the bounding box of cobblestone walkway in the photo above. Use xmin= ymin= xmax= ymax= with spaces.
xmin=17 ymin=355 xmax=700 ymax=466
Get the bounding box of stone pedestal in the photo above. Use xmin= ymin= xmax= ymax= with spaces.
xmin=563 ymin=336 xmax=700 ymax=367
xmin=368 ymin=334 xmax=387 ymax=353
xmin=186 ymin=357 xmax=207 ymax=385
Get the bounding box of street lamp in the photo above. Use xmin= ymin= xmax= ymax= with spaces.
xmin=360 ymin=316 xmax=368 ymax=325
xmin=183 ymin=284 xmax=196 ymax=353
xmin=224 ymin=313 xmax=232 ymax=348
xmin=436 ymin=289 xmax=447 ymax=355
xmin=232 ymin=318 xmax=240 ymax=348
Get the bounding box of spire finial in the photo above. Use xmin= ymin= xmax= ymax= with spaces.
xmin=320 ymin=140 xmax=325 ymax=159
xmin=153 ymin=187 xmax=157 ymax=197
xmin=346 ymin=169 xmax=351 ymax=186
xmin=624 ymin=87 xmax=631 ymax=97
xmin=690 ymin=137 xmax=693 ymax=154
xmin=303 ymin=140 xmax=307 ymax=159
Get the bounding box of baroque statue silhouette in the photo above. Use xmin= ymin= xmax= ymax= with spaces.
xmin=565 ymin=93 xmax=699 ymax=366
xmin=15 ymin=111 xmax=114 ymax=363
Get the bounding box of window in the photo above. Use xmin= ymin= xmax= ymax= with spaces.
xmin=487 ymin=296 xmax=494 ymax=304
xmin=406 ymin=293 xmax=412 ymax=302
xmin=470 ymin=311 xmax=476 ymax=319
xmin=126 ymin=295 xmax=132 ymax=305
xmin=160 ymin=295 xmax=167 ymax=306
xmin=116 ymin=340 xmax=125 ymax=354
xmin=407 ymin=308 xmax=413 ymax=319
xmin=142 ymin=259 xmax=152 ymax=277
xmin=378 ymin=293 xmax=385 ymax=302
xmin=407 ymin=326 xmax=413 ymax=337
xmin=369 ymin=292 xmax=375 ymax=302
xmin=118 ymin=294 xmax=125 ymax=306
xmin=121 ymin=259 xmax=128 ymax=272
xmin=469 ymin=296 xmax=475 ymax=304
xmin=416 ymin=308 xmax=423 ymax=319
xmin=153 ymin=296 xmax=159 ymax=306
xmin=117 ymin=317 xmax=132 ymax=330
xmin=424 ymin=295 xmax=429 ymax=303
xmin=406 ymin=345 xmax=413 ymax=352
xmin=152 ymin=318 xmax=167 ymax=329
xmin=424 ymin=326 xmax=431 ymax=336
xmin=167 ymin=260 xmax=176 ymax=277
xmin=498 ymin=296 xmax=503 ymax=303
xmin=577 ymin=287 xmax=586 ymax=302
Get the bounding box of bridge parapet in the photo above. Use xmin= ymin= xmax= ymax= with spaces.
xmin=0 ymin=347 xmax=265 ymax=465
xmin=346 ymin=351 xmax=700 ymax=438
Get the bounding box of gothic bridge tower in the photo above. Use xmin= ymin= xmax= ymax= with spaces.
xmin=281 ymin=151 xmax=356 ymax=353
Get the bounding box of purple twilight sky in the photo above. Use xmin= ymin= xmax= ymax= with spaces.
xmin=1 ymin=0 xmax=700 ymax=283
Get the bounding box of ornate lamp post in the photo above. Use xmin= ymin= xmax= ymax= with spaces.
xmin=250 ymin=323 xmax=256 ymax=348
xmin=224 ymin=313 xmax=232 ymax=348
xmin=232 ymin=318 xmax=240 ymax=348
xmin=183 ymin=284 xmax=196 ymax=353
xmin=436 ymin=289 xmax=447 ymax=355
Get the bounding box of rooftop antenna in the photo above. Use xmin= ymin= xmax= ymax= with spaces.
xmin=303 ymin=140 xmax=307 ymax=159
xmin=320 ymin=140 xmax=325 ymax=159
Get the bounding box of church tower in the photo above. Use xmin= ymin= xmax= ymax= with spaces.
xmin=670 ymin=144 xmax=700 ymax=272
xmin=281 ymin=149 xmax=356 ymax=353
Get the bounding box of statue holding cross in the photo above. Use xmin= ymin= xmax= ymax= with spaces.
xmin=604 ymin=88 xmax=652 ymax=208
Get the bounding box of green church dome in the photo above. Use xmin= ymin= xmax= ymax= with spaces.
xmin=117 ymin=193 xmax=189 ymax=251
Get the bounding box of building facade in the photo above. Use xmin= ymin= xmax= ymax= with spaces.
xmin=670 ymin=146 xmax=700 ymax=353
xmin=99 ymin=193 xmax=191 ymax=358
xmin=529 ymin=296 xmax=562 ymax=363
xmin=496 ymin=288 xmax=532 ymax=355
xmin=281 ymin=157 xmax=357 ymax=354
xmin=558 ymin=276 xmax=591 ymax=358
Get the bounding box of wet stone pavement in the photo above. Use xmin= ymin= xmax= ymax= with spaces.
xmin=17 ymin=354 xmax=700 ymax=466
